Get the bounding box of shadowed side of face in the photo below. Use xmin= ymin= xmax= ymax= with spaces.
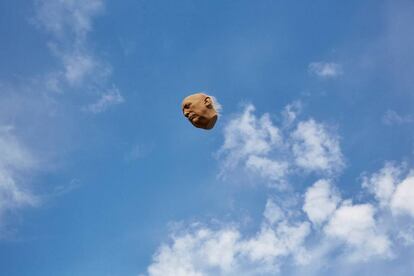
xmin=181 ymin=93 xmax=218 ymax=130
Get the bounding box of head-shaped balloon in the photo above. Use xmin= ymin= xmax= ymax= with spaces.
xmin=181 ymin=93 xmax=218 ymax=130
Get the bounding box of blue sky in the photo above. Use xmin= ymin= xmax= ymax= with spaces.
xmin=1 ymin=0 xmax=414 ymax=275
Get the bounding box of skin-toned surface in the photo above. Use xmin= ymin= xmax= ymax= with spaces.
xmin=181 ymin=93 xmax=218 ymax=130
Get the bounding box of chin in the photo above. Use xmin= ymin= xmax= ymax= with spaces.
xmin=194 ymin=115 xmax=217 ymax=130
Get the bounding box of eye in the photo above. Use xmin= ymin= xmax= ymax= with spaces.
xmin=183 ymin=103 xmax=191 ymax=109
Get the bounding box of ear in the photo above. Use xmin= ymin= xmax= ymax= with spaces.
xmin=204 ymin=96 xmax=213 ymax=108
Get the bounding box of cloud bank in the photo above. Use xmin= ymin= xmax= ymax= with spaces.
xmin=145 ymin=104 xmax=414 ymax=275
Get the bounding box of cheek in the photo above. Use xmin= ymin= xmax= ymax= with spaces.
xmin=194 ymin=116 xmax=208 ymax=125
xmin=193 ymin=104 xmax=208 ymax=116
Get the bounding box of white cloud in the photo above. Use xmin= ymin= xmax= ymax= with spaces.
xmin=146 ymin=169 xmax=414 ymax=275
xmin=147 ymin=200 xmax=310 ymax=276
xmin=220 ymin=105 xmax=282 ymax=164
xmin=397 ymin=225 xmax=414 ymax=246
xmin=391 ymin=175 xmax=414 ymax=217
xmin=84 ymin=87 xmax=124 ymax=113
xmin=241 ymin=221 xmax=310 ymax=268
xmin=362 ymin=162 xmax=404 ymax=207
xmin=263 ymin=199 xmax=285 ymax=225
xmin=35 ymin=0 xmax=103 ymax=73
xmin=0 ymin=127 xmax=35 ymax=170
xmin=0 ymin=0 xmax=118 ymax=235
xmin=34 ymin=0 xmax=123 ymax=112
xmin=291 ymin=119 xmax=344 ymax=174
xmin=148 ymin=227 xmax=240 ymax=276
xmin=308 ymin=62 xmax=343 ymax=78
xmin=34 ymin=0 xmax=104 ymax=40
xmin=218 ymin=105 xmax=344 ymax=186
xmin=218 ymin=105 xmax=286 ymax=185
xmin=0 ymin=127 xmax=38 ymax=225
xmin=0 ymin=170 xmax=38 ymax=213
xmin=303 ymin=179 xmax=340 ymax=225
xmin=147 ymin=180 xmax=405 ymax=275
xmin=245 ymin=156 xmax=289 ymax=184
xmin=324 ymin=203 xmax=392 ymax=261
xmin=281 ymin=101 xmax=302 ymax=126
xmin=148 ymin=103 xmax=414 ymax=275
xmin=62 ymin=52 xmax=98 ymax=85
xmin=382 ymin=109 xmax=414 ymax=125
xmin=362 ymin=163 xmax=414 ymax=218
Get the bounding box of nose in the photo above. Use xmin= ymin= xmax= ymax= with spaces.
xmin=184 ymin=111 xmax=190 ymax=117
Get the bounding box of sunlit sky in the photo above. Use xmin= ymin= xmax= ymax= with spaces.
xmin=1 ymin=1 xmax=414 ymax=275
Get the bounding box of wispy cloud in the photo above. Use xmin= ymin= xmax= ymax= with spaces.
xmin=382 ymin=110 xmax=414 ymax=125
xmin=34 ymin=0 xmax=104 ymax=39
xmin=34 ymin=0 xmax=123 ymax=112
xmin=308 ymin=62 xmax=343 ymax=78
xmin=0 ymin=127 xmax=39 ymax=232
xmin=0 ymin=81 xmax=74 ymax=235
xmin=83 ymin=87 xmax=124 ymax=114
xmin=0 ymin=0 xmax=114 ymax=233
xmin=34 ymin=0 xmax=105 ymax=87
xmin=281 ymin=101 xmax=302 ymax=126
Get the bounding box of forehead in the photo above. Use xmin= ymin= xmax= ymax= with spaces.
xmin=182 ymin=93 xmax=206 ymax=106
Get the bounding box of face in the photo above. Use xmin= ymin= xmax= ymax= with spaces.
xmin=181 ymin=93 xmax=218 ymax=129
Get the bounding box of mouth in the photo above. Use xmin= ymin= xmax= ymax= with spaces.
xmin=188 ymin=113 xmax=197 ymax=121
